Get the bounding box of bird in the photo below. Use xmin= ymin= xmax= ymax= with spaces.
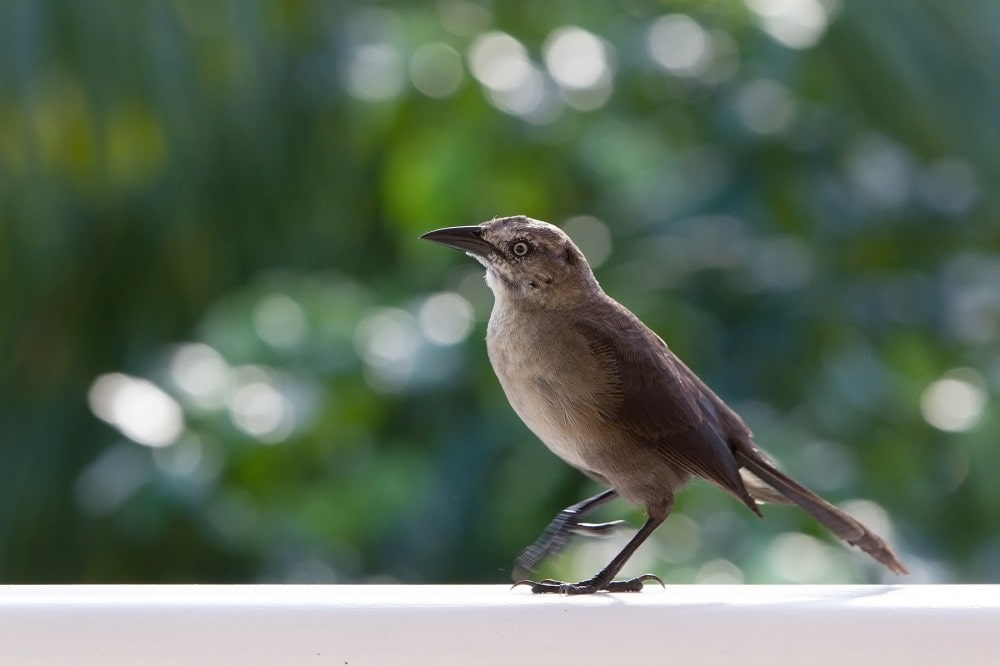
xmin=421 ymin=215 xmax=908 ymax=594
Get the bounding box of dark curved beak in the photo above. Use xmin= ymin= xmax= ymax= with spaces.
xmin=420 ymin=225 xmax=498 ymax=259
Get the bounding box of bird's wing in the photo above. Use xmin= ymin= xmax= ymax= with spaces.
xmin=572 ymin=309 xmax=756 ymax=510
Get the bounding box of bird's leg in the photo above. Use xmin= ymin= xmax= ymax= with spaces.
xmin=512 ymin=489 xmax=622 ymax=580
xmin=514 ymin=513 xmax=667 ymax=594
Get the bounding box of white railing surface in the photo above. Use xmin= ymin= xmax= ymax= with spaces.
xmin=0 ymin=585 xmax=996 ymax=665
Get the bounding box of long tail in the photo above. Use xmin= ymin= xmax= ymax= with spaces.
xmin=736 ymin=449 xmax=909 ymax=575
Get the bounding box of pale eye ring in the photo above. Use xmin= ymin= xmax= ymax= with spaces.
xmin=511 ymin=241 xmax=530 ymax=257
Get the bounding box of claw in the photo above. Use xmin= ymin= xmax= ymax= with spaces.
xmin=570 ymin=520 xmax=626 ymax=537
xmin=604 ymin=574 xmax=664 ymax=592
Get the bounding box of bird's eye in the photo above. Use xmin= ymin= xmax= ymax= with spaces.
xmin=511 ymin=241 xmax=530 ymax=257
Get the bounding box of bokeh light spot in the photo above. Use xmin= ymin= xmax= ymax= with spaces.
xmin=562 ymin=215 xmax=612 ymax=269
xmin=88 ymin=373 xmax=184 ymax=447
xmin=734 ymin=79 xmax=796 ymax=135
xmin=228 ymin=368 xmax=295 ymax=444
xmin=254 ymin=293 xmax=307 ymax=349
xmin=695 ymin=559 xmax=745 ymax=584
xmin=410 ymin=43 xmax=464 ymax=98
xmin=75 ymin=444 xmax=149 ymax=517
xmin=767 ymin=533 xmax=838 ymax=582
xmin=152 ymin=433 xmax=205 ymax=478
xmin=839 ymin=499 xmax=894 ymax=540
xmin=918 ymin=157 xmax=979 ymax=216
xmin=544 ymin=26 xmax=614 ymax=111
xmin=438 ymin=0 xmax=492 ymax=37
xmin=795 ymin=440 xmax=856 ymax=492
xmin=942 ymin=254 xmax=1000 ymax=345
xmin=648 ymin=15 xmax=711 ymax=77
xmin=354 ymin=308 xmax=422 ymax=392
xmin=744 ymin=236 xmax=814 ymax=291
xmin=169 ymin=343 xmax=230 ymax=410
xmin=845 ymin=133 xmax=914 ymax=210
xmin=419 ymin=292 xmax=474 ymax=345
xmin=468 ymin=31 xmax=557 ymax=120
xmin=468 ymin=31 xmax=532 ymax=93
xmin=745 ymin=0 xmax=830 ymax=50
xmin=652 ymin=512 xmax=702 ymax=564
xmin=543 ymin=26 xmax=612 ymax=90
xmin=343 ymin=43 xmax=405 ymax=101
xmin=920 ymin=368 xmax=987 ymax=433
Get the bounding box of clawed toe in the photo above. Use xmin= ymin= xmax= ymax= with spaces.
xmin=511 ymin=574 xmax=663 ymax=594
xmin=604 ymin=574 xmax=664 ymax=592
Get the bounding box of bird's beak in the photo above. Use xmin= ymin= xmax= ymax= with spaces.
xmin=420 ymin=225 xmax=498 ymax=259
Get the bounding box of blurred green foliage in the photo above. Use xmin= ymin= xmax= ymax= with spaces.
xmin=1 ymin=0 xmax=998 ymax=585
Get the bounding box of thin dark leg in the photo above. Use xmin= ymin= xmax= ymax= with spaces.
xmin=513 ymin=489 xmax=621 ymax=580
xmin=515 ymin=513 xmax=667 ymax=595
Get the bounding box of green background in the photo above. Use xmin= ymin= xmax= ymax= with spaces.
xmin=2 ymin=0 xmax=997 ymax=584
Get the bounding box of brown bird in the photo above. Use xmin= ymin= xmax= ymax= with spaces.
xmin=421 ymin=215 xmax=908 ymax=594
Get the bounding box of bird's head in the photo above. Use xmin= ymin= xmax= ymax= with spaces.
xmin=421 ymin=215 xmax=601 ymax=309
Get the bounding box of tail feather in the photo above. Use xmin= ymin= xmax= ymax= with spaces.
xmin=736 ymin=449 xmax=909 ymax=575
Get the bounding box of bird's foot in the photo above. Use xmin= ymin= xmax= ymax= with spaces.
xmin=513 ymin=517 xmax=625 ymax=580
xmin=512 ymin=574 xmax=664 ymax=595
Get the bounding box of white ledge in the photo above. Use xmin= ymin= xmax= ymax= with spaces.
xmin=1 ymin=585 xmax=997 ymax=665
